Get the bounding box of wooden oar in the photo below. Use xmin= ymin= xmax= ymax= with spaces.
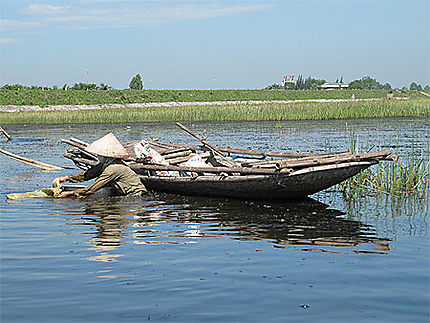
xmin=176 ymin=122 xmax=237 ymax=167
xmin=0 ymin=148 xmax=64 ymax=171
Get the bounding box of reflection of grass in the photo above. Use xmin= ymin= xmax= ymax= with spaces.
xmin=1 ymin=98 xmax=429 ymax=124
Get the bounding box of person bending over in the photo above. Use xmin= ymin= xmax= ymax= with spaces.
xmin=57 ymin=133 xmax=146 ymax=198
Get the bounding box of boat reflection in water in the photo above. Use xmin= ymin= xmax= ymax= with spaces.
xmin=65 ymin=193 xmax=391 ymax=262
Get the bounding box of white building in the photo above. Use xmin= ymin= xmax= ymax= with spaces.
xmin=281 ymin=74 xmax=295 ymax=86
xmin=319 ymin=82 xmax=349 ymax=90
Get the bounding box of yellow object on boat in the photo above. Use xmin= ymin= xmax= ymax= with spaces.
xmin=6 ymin=179 xmax=62 ymax=200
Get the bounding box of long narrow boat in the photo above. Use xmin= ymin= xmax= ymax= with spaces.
xmin=62 ymin=130 xmax=396 ymax=200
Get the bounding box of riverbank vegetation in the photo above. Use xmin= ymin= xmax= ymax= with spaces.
xmin=340 ymin=157 xmax=429 ymax=198
xmin=1 ymin=98 xmax=428 ymax=124
xmin=339 ymin=134 xmax=429 ymax=198
xmin=0 ymin=88 xmax=415 ymax=107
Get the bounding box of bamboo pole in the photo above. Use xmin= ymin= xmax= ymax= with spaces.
xmin=160 ymin=147 xmax=192 ymax=156
xmin=170 ymin=152 xmax=212 ymax=165
xmin=163 ymin=150 xmax=192 ymax=160
xmin=243 ymin=151 xmax=353 ymax=167
xmin=0 ymin=148 xmax=63 ymax=171
xmin=152 ymin=141 xmax=322 ymax=158
xmin=0 ymin=126 xmax=12 ymax=141
xmin=275 ymin=150 xmax=394 ymax=169
xmin=63 ymin=152 xmax=100 ymax=167
xmin=61 ymin=139 xmax=100 ymax=161
xmin=175 ymin=122 xmax=237 ymax=167
xmin=69 ymin=137 xmax=89 ymax=147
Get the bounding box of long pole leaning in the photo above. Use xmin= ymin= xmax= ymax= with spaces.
xmin=0 ymin=126 xmax=12 ymax=141
xmin=0 ymin=148 xmax=64 ymax=171
xmin=175 ymin=122 xmax=237 ymax=167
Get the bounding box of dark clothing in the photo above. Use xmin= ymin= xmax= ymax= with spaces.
xmin=68 ymin=163 xmax=147 ymax=197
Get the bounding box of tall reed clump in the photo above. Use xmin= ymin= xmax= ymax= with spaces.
xmin=339 ymin=134 xmax=430 ymax=198
xmin=340 ymin=158 xmax=429 ymax=197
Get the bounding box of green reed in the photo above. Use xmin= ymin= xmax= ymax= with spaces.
xmin=1 ymin=98 xmax=428 ymax=124
xmin=339 ymin=133 xmax=430 ymax=198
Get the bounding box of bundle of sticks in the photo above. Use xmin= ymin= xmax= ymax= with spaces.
xmin=62 ymin=123 xmax=396 ymax=176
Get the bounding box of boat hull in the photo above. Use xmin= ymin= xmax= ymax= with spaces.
xmin=138 ymin=161 xmax=375 ymax=200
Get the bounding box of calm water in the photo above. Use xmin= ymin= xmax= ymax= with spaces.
xmin=1 ymin=119 xmax=429 ymax=322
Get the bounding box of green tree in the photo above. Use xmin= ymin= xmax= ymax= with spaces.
xmin=1 ymin=84 xmax=26 ymax=90
xmin=283 ymin=82 xmax=295 ymax=90
xmin=304 ymin=76 xmax=313 ymax=89
xmin=98 ymin=83 xmax=112 ymax=90
xmin=129 ymin=74 xmax=143 ymax=90
xmin=294 ymin=75 xmax=305 ymax=90
xmin=71 ymin=83 xmax=97 ymax=90
xmin=409 ymin=82 xmax=422 ymax=91
xmin=265 ymin=83 xmax=283 ymax=89
xmin=349 ymin=76 xmax=383 ymax=90
xmin=311 ymin=78 xmax=326 ymax=89
xmin=382 ymin=83 xmax=392 ymax=90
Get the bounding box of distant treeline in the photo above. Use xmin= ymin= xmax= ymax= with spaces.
xmin=265 ymin=75 xmax=429 ymax=91
xmin=2 ymin=74 xmax=428 ymax=92
xmin=1 ymin=73 xmax=143 ymax=91
xmin=1 ymin=83 xmax=113 ymax=91
xmin=266 ymin=75 xmax=326 ymax=90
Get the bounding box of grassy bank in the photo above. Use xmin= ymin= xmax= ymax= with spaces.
xmin=339 ymin=135 xmax=430 ymax=198
xmin=0 ymin=88 xmax=413 ymax=106
xmin=0 ymin=98 xmax=428 ymax=124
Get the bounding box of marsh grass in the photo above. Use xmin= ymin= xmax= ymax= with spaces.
xmin=339 ymin=133 xmax=430 ymax=198
xmin=340 ymin=159 xmax=429 ymax=197
xmin=1 ymin=98 xmax=428 ymax=124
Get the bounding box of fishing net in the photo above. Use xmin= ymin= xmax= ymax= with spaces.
xmin=6 ymin=178 xmax=62 ymax=200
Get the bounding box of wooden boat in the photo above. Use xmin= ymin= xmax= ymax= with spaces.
xmin=62 ymin=124 xmax=396 ymax=200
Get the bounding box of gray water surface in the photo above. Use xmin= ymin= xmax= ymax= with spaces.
xmin=1 ymin=119 xmax=429 ymax=322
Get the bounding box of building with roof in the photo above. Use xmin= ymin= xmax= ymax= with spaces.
xmin=319 ymin=82 xmax=349 ymax=90
xmin=281 ymin=74 xmax=295 ymax=87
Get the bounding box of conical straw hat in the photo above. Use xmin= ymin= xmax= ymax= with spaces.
xmin=85 ymin=133 xmax=129 ymax=159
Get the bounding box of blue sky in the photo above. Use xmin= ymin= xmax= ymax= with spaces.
xmin=1 ymin=0 xmax=429 ymax=89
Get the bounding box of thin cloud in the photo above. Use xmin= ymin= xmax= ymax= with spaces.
xmin=22 ymin=4 xmax=70 ymax=15
xmin=50 ymin=4 xmax=269 ymax=28
xmin=0 ymin=37 xmax=20 ymax=45
xmin=5 ymin=2 xmax=269 ymax=32
xmin=0 ymin=19 xmax=42 ymax=31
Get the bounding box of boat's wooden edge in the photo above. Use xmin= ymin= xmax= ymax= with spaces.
xmin=138 ymin=160 xmax=377 ymax=182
